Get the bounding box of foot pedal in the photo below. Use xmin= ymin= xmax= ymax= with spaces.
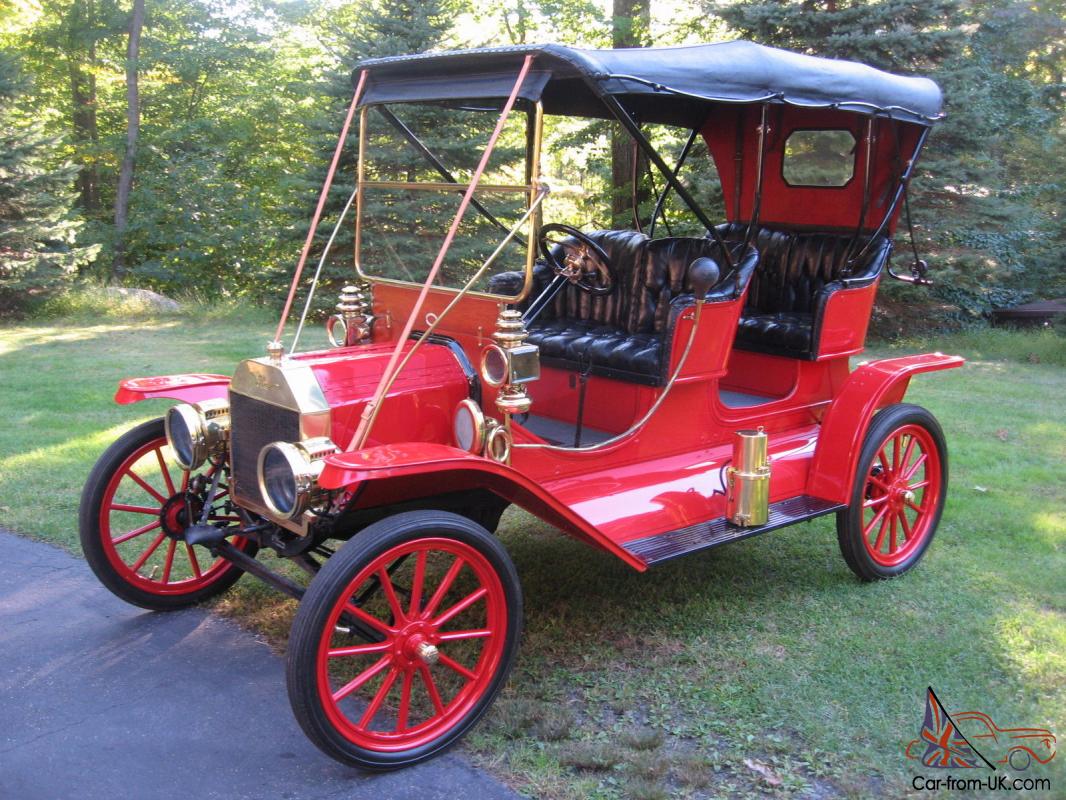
xmin=184 ymin=523 xmax=227 ymax=548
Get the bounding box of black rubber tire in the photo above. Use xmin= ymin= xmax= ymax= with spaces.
xmin=286 ymin=510 xmax=523 ymax=771
xmin=836 ymin=403 xmax=948 ymax=581
xmin=79 ymin=418 xmax=255 ymax=611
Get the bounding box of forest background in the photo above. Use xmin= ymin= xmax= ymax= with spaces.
xmin=1 ymin=0 xmax=1063 ymax=327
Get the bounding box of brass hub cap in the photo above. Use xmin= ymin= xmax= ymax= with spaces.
xmin=394 ymin=625 xmax=439 ymax=667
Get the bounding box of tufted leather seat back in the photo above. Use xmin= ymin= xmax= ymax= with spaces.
xmin=540 ymin=231 xmax=745 ymax=334
xmin=540 ymin=230 xmax=649 ymax=331
xmin=640 ymin=237 xmax=745 ymax=333
xmin=719 ymin=224 xmax=886 ymax=316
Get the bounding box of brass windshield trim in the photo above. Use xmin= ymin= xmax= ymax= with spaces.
xmin=353 ymin=102 xmax=542 ymax=304
xmin=361 ymin=180 xmax=532 ymax=193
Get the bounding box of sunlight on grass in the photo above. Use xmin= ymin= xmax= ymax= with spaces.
xmin=0 ymin=422 xmax=143 ymax=473
xmin=994 ymin=603 xmax=1066 ymax=701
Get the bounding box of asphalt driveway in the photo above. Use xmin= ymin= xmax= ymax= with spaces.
xmin=0 ymin=530 xmax=521 ymax=800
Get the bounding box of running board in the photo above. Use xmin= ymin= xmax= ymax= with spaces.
xmin=622 ymin=495 xmax=844 ymax=566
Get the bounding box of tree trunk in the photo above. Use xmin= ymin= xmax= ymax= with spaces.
xmin=610 ymin=0 xmax=651 ymax=228
xmin=69 ymin=0 xmax=100 ymax=213
xmin=113 ymin=0 xmax=145 ymax=279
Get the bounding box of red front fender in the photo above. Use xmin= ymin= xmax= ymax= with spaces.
xmin=114 ymin=374 xmax=231 ymax=405
xmin=807 ymin=352 xmax=964 ymax=504
xmin=320 ymin=443 xmax=648 ymax=571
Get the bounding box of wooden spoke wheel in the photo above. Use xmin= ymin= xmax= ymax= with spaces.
xmin=79 ymin=418 xmax=255 ymax=610
xmin=837 ymin=404 xmax=948 ymax=581
xmin=286 ymin=510 xmax=522 ymax=770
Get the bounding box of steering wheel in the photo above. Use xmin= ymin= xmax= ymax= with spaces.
xmin=538 ymin=223 xmax=614 ymax=296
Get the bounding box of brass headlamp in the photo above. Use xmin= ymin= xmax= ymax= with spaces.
xmin=257 ymin=436 xmax=339 ymax=521
xmin=164 ymin=399 xmax=230 ymax=471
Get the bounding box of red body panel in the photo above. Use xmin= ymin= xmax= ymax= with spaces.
xmin=114 ymin=374 xmax=230 ymax=405
xmin=807 ymin=353 xmax=964 ymax=503
xmin=815 ymin=283 xmax=880 ymax=360
xmin=704 ymin=106 xmax=923 ymax=232
xmin=287 ymin=343 xmax=470 ymax=450
xmin=319 ymin=443 xmax=648 ymax=570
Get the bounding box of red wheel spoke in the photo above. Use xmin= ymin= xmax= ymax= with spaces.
xmin=161 ymin=539 xmax=177 ymax=584
xmin=422 ymin=556 xmax=465 ymax=620
xmin=878 ymin=448 xmax=891 ymax=474
xmin=185 ymin=543 xmax=203 ymax=578
xmin=110 ymin=502 xmax=159 ymax=515
xmin=396 ymin=669 xmax=414 ymax=732
xmin=357 ymin=667 xmax=399 ymax=729
xmin=908 ymin=479 xmax=930 ymax=491
xmin=863 ymin=505 xmax=889 ymax=538
xmin=124 ymin=470 xmax=167 ymax=504
xmin=904 ymin=452 xmax=928 ymax=480
xmin=378 ymin=567 xmax=407 ymax=625
xmin=408 ymin=549 xmax=427 ymax=617
xmin=867 ymin=476 xmax=892 ymax=494
xmin=899 ymin=509 xmax=913 ymax=541
xmin=131 ymin=532 xmax=167 ymax=572
xmin=433 ymin=586 xmax=488 ymax=628
xmin=155 ymin=447 xmax=176 ymax=495
xmin=418 ymin=664 xmax=445 ymax=715
xmin=872 ymin=514 xmax=890 ymax=552
xmin=888 ymin=514 xmax=898 ymax=553
xmin=901 ymin=434 xmax=917 ymax=474
xmin=435 ymin=629 xmax=492 ymax=642
xmin=436 ymin=652 xmax=476 ymax=682
xmin=112 ymin=520 xmax=161 ymax=545
xmin=332 ymin=655 xmax=391 ymax=702
xmin=891 ymin=435 xmax=903 ymax=472
xmin=906 ymin=498 xmax=924 ymax=514
xmin=863 ymin=495 xmax=888 ymax=509
xmin=342 ymin=602 xmax=395 ymax=635
xmin=328 ymin=641 xmax=392 ymax=658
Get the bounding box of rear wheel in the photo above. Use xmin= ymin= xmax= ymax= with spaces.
xmin=286 ymin=510 xmax=522 ymax=770
xmin=837 ymin=404 xmax=947 ymax=581
xmin=79 ymin=418 xmax=255 ymax=610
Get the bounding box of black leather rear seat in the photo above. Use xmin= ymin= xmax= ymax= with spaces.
xmin=718 ymin=224 xmax=891 ymax=359
xmin=491 ymin=230 xmax=757 ymax=385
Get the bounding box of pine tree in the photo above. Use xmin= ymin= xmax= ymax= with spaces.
xmin=0 ymin=50 xmax=95 ymax=313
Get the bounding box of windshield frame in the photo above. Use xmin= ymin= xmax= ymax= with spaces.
xmin=353 ymin=100 xmax=543 ymax=304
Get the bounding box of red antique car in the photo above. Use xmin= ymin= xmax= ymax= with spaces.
xmin=79 ymin=42 xmax=962 ymax=769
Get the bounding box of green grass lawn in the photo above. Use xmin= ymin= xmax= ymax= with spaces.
xmin=1 ymin=304 xmax=1062 ymax=798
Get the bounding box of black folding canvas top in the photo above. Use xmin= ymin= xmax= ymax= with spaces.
xmin=354 ymin=41 xmax=943 ymax=126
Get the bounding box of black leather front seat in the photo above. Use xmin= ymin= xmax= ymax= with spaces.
xmin=491 ymin=231 xmax=757 ymax=385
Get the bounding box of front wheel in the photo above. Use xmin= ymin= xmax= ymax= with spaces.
xmin=837 ymin=404 xmax=948 ymax=581
xmin=286 ymin=510 xmax=522 ymax=770
xmin=79 ymin=418 xmax=256 ymax=610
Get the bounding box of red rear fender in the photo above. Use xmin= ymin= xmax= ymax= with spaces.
xmin=320 ymin=443 xmax=648 ymax=571
xmin=114 ymin=374 xmax=231 ymax=406
xmin=807 ymin=352 xmax=963 ymax=503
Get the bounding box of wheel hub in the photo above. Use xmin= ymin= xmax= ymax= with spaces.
xmin=160 ymin=493 xmax=204 ymax=539
xmin=394 ymin=623 xmax=439 ymax=668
